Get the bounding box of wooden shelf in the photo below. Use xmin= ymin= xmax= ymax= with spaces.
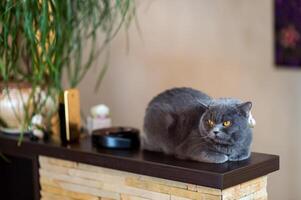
xmin=0 ymin=133 xmax=279 ymax=189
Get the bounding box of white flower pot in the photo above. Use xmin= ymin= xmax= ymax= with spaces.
xmin=0 ymin=83 xmax=57 ymax=134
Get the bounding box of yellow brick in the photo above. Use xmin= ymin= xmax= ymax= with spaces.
xmin=40 ymin=156 xmax=77 ymax=168
xmin=128 ymin=175 xmax=214 ymax=194
xmin=170 ymin=187 xmax=220 ymax=200
xmin=41 ymin=184 xmax=99 ymax=200
xmin=40 ymin=176 xmax=58 ymax=187
xmin=120 ymin=194 xmax=151 ymax=200
xmin=103 ymin=183 xmax=170 ymax=200
xmin=41 ymin=191 xmax=82 ymax=200
xmin=196 ymin=186 xmax=221 ymax=196
xmin=39 ymin=169 xmax=104 ymax=189
xmin=170 ymin=195 xmax=192 ymax=200
xmin=40 ymin=162 xmax=70 ymax=174
xmin=68 ymin=168 xmax=125 ymax=185
xmin=125 ymin=177 xmax=171 ymax=194
xmin=39 ymin=156 xmax=51 ymax=167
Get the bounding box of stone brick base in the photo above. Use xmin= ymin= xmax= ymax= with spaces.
xmin=39 ymin=156 xmax=268 ymax=200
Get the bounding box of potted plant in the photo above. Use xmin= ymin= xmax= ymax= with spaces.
xmin=0 ymin=0 xmax=135 ymax=143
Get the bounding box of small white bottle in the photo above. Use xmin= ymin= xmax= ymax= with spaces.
xmin=87 ymin=104 xmax=112 ymax=135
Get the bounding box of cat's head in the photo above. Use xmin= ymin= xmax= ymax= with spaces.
xmin=199 ymin=101 xmax=252 ymax=145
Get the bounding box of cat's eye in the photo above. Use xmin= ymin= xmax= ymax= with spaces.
xmin=223 ymin=121 xmax=231 ymax=127
xmin=207 ymin=120 xmax=214 ymax=127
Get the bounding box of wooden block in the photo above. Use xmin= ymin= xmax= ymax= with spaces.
xmin=39 ymin=169 xmax=104 ymax=189
xmin=40 ymin=176 xmax=59 ymax=188
xmin=39 ymin=156 xmax=52 ymax=167
xmin=170 ymin=195 xmax=192 ymax=200
xmin=103 ymin=183 xmax=170 ymax=200
xmin=138 ymin=175 xmax=206 ymax=193
xmin=196 ymin=186 xmax=222 ymax=196
xmin=125 ymin=177 xmax=171 ymax=194
xmin=68 ymin=168 xmax=125 ymax=185
xmin=59 ymin=182 xmax=119 ymax=199
xmin=39 ymin=156 xmax=77 ymax=168
xmin=169 ymin=187 xmax=220 ymax=200
xmin=39 ymin=162 xmax=70 ymax=174
xmin=40 ymin=161 xmax=125 ymax=187
xmin=41 ymin=191 xmax=81 ymax=200
xmin=120 ymin=194 xmax=151 ymax=200
xmin=40 ymin=184 xmax=99 ymax=200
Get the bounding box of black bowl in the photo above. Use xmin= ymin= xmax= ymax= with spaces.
xmin=92 ymin=127 xmax=140 ymax=149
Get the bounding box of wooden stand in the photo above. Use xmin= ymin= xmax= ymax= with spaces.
xmin=0 ymin=134 xmax=279 ymax=200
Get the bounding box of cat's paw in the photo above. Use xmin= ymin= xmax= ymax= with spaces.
xmin=192 ymin=151 xmax=228 ymax=163
xmin=211 ymin=154 xmax=229 ymax=163
xmin=228 ymin=154 xmax=250 ymax=161
xmin=228 ymin=149 xmax=251 ymax=161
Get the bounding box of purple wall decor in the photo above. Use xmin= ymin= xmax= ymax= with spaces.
xmin=275 ymin=0 xmax=301 ymax=68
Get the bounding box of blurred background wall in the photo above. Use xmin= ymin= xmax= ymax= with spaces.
xmin=75 ymin=1 xmax=301 ymax=199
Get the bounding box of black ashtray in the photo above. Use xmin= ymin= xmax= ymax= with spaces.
xmin=92 ymin=127 xmax=140 ymax=149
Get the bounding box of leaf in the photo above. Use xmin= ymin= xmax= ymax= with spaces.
xmin=0 ymin=153 xmax=11 ymax=163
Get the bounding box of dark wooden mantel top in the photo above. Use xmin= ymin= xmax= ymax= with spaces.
xmin=0 ymin=134 xmax=279 ymax=189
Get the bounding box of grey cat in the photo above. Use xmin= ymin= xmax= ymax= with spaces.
xmin=142 ymin=87 xmax=254 ymax=163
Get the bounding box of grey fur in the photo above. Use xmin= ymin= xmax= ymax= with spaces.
xmin=143 ymin=87 xmax=253 ymax=163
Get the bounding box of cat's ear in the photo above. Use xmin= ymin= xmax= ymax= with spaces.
xmin=199 ymin=102 xmax=209 ymax=110
xmin=237 ymin=101 xmax=252 ymax=116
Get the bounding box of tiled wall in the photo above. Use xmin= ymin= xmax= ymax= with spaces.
xmin=39 ymin=156 xmax=267 ymax=200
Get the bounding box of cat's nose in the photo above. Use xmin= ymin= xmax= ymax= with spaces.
xmin=213 ymin=131 xmax=219 ymax=135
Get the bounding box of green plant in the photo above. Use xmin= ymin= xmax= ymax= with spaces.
xmin=0 ymin=153 xmax=10 ymax=163
xmin=0 ymin=0 xmax=135 ymax=137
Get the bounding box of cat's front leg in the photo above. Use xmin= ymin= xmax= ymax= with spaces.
xmin=228 ymin=149 xmax=251 ymax=161
xmin=190 ymin=151 xmax=229 ymax=163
